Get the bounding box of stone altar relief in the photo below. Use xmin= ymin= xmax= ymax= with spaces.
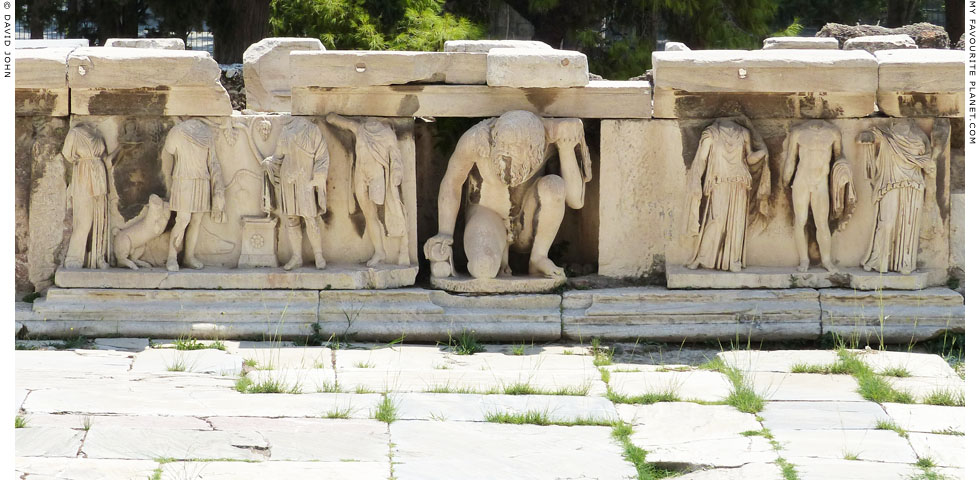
xmin=423 ymin=110 xmax=592 ymax=293
xmin=685 ymin=117 xmax=772 ymax=272
xmin=53 ymin=114 xmax=419 ymax=290
xmin=598 ymin=118 xmax=951 ymax=290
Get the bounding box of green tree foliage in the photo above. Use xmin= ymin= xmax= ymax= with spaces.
xmin=773 ymin=0 xmax=885 ymax=30
xmin=269 ymin=0 xmax=484 ymax=51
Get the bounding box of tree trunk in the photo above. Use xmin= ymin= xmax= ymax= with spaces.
xmin=210 ymin=0 xmax=270 ymax=64
xmin=946 ymin=0 xmax=964 ymax=45
xmin=886 ymin=0 xmax=921 ymax=27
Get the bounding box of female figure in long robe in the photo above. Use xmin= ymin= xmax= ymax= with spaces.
xmin=62 ymin=124 xmax=115 ymax=269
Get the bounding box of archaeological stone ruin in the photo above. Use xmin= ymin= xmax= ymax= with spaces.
xmin=13 ymin=37 xmax=966 ymax=344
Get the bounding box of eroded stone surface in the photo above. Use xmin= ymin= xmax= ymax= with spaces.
xmin=486 ymin=48 xmax=589 ymax=87
xmin=748 ymin=373 xmax=863 ymax=402
xmin=161 ymin=460 xmax=390 ymax=479
xmin=395 ymin=393 xmax=618 ymax=422
xmin=105 ymin=38 xmax=185 ymax=50
xmin=131 ymin=349 xmax=243 ymax=375
xmin=244 ymin=37 xmax=325 ymax=112
xmin=444 ymin=40 xmax=551 ymax=53
xmin=674 ymin=463 xmax=783 ymax=480
xmin=15 ymin=457 xmax=159 ymax=480
xmin=762 ymin=37 xmax=840 ymax=49
xmin=843 ymin=34 xmax=917 ymax=53
xmin=772 ymin=429 xmax=918 ymax=463
xmin=790 ymin=458 xmax=919 ymax=480
xmin=882 ymin=403 xmax=964 ymax=433
xmin=716 ymin=350 xmax=838 ymax=373
xmin=82 ymin=425 xmax=269 ymax=460
xmin=851 ymin=350 xmax=958 ymax=378
xmin=291 ymin=50 xmax=485 ymax=87
xmin=876 ymin=49 xmax=965 ymax=117
xmin=207 ymin=417 xmax=389 ymax=462
xmin=759 ymin=401 xmax=889 ymax=430
xmin=15 ymin=427 xmax=86 ymax=457
xmin=608 ymin=371 xmax=731 ymax=401
xmin=391 ymin=420 xmax=635 ymax=480
xmin=907 ymin=433 xmax=964 ymax=467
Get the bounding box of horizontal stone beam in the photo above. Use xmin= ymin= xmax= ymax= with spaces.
xmin=291 ymin=81 xmax=652 ymax=118
xmin=876 ymin=49 xmax=965 ymax=117
xmin=290 ymin=50 xmax=486 ymax=87
xmin=105 ymin=38 xmax=186 ymax=50
xmin=651 ymin=50 xmax=878 ymax=118
xmin=486 ymin=48 xmax=588 ymax=88
xmin=762 ymin=37 xmax=839 ymax=49
xmin=14 ymin=47 xmax=72 ymax=116
xmin=444 ymin=39 xmax=551 ymax=53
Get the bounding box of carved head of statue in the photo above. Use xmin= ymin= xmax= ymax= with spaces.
xmin=256 ymin=119 xmax=272 ymax=140
xmin=489 ymin=111 xmax=546 ymax=186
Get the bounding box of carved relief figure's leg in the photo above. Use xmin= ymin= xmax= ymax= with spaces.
xmin=397 ymin=233 xmax=410 ymax=266
xmin=65 ymin=196 xmax=94 ymax=268
xmin=527 ymin=175 xmax=566 ymax=278
xmin=303 ymin=216 xmax=326 ymax=269
xmin=791 ymin=186 xmax=811 ymax=272
xmin=687 ymin=189 xmax=727 ymax=270
xmin=873 ymin=193 xmax=899 ymax=273
xmin=283 ymin=216 xmax=303 ymax=271
xmin=167 ymin=211 xmax=191 ymax=272
xmin=463 ymin=204 xmax=508 ymax=279
xmin=183 ymin=213 xmax=204 ymax=269
xmin=811 ymin=184 xmax=837 ymax=273
xmin=355 ymin=178 xmax=387 ymax=267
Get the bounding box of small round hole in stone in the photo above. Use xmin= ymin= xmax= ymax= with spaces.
xmin=737 ymin=68 xmax=747 ymax=79
xmin=561 ymin=58 xmax=570 ymax=66
xmin=355 ymin=63 xmax=367 ymax=73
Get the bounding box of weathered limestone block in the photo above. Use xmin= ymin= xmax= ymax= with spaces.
xmin=664 ymin=42 xmax=691 ymax=51
xmin=820 ymin=288 xmax=964 ymax=342
xmin=15 ymin=117 xmax=70 ymax=293
xmin=949 ymin=193 xmax=964 ymax=281
xmin=876 ymin=49 xmax=965 ymax=117
xmin=598 ymin=118 xmax=951 ymax=287
xmin=843 ymin=34 xmax=917 ymax=53
xmin=561 ymin=287 xmax=822 ymax=342
xmin=318 ymin=289 xmax=561 ymax=342
xmin=444 ymin=39 xmax=551 ymax=53
xmin=486 ymin=48 xmax=589 ymax=88
xmin=650 ymin=50 xmax=878 ymax=118
xmin=104 ymin=38 xmax=185 ymax=50
xmin=17 ymin=39 xmax=89 ymax=48
xmin=291 ymin=81 xmax=650 ymax=118
xmin=290 ymin=50 xmax=486 ymax=88
xmin=243 ymin=37 xmax=325 ymax=112
xmin=28 ymin=288 xmax=319 ymax=338
xmin=762 ymin=37 xmax=839 ymax=50
xmin=14 ymin=48 xmax=71 ymax=116
xmin=68 ymin=48 xmax=231 ymax=115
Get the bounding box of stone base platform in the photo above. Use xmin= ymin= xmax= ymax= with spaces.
xmin=562 ymin=287 xmax=822 ymax=342
xmin=54 ymin=265 xmax=419 ymax=290
xmin=666 ymin=265 xmax=937 ymax=291
xmin=20 ymin=288 xmax=562 ymax=342
xmin=430 ymin=275 xmax=565 ymax=293
xmin=17 ymin=286 xmax=962 ymax=343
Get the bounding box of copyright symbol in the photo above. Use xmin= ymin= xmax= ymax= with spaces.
xmin=3 ymin=2 xmax=10 ymax=9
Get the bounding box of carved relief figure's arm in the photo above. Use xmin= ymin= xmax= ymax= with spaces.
xmin=436 ymin=134 xmax=478 ymax=237
xmin=544 ymin=118 xmax=590 ymax=210
xmin=207 ymin=148 xmax=226 ymax=223
xmin=782 ymin=128 xmax=800 ymax=187
xmin=832 ymin=126 xmax=844 ymax=163
xmin=686 ymin=129 xmax=712 ymax=235
xmin=325 ymin=113 xmax=360 ymax=134
xmin=160 ymin=131 xmax=176 ymax=196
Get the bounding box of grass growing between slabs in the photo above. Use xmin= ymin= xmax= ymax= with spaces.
xmin=484 ymin=409 xmax=613 ymax=427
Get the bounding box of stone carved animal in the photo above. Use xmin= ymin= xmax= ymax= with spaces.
xmin=114 ymin=194 xmax=171 ymax=270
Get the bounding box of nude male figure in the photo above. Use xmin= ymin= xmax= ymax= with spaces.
xmin=423 ymin=110 xmax=591 ymax=280
xmin=782 ymin=120 xmax=845 ymax=273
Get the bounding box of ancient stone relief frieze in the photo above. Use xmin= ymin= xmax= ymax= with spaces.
xmin=52 ymin=114 xmax=419 ymax=290
xmin=423 ymin=110 xmax=592 ymax=292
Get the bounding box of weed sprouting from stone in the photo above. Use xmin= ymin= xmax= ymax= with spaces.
xmin=373 ymin=395 xmax=397 ymax=424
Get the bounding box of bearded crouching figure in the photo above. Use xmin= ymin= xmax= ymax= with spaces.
xmin=326 ymin=113 xmax=410 ymax=267
xmin=686 ymin=118 xmax=771 ymax=272
xmin=424 ymin=110 xmax=592 ymax=281
xmin=782 ymin=120 xmax=856 ymax=273
xmin=162 ymin=119 xmax=226 ymax=272
xmin=858 ymin=120 xmax=941 ymax=275
xmin=262 ymin=117 xmax=329 ymax=270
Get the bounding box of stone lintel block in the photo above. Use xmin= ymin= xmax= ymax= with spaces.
xmin=290 ymin=50 xmax=486 ymax=88
xmin=444 ymin=40 xmax=552 ymax=53
xmin=876 ymin=49 xmax=965 ymax=117
xmin=15 ymin=48 xmax=71 ymax=116
xmin=486 ymin=48 xmax=589 ymax=88
xmin=15 ymin=88 xmax=69 ymax=116
xmin=244 ymin=37 xmax=326 ymax=112
xmin=318 ymin=289 xmax=561 ymax=342
xmin=27 ymin=288 xmax=319 ymax=338
xmin=762 ymin=37 xmax=840 ymax=50
xmin=664 ymin=42 xmax=691 ymax=51
xmin=17 ymin=39 xmax=89 ymax=49
xmin=561 ymin=287 xmax=821 ymax=342
xmin=820 ymin=287 xmax=964 ymax=343
xmin=843 ymin=34 xmax=917 ymax=53
xmin=105 ymin=38 xmax=186 ymax=50
xmin=54 ymin=265 xmax=418 ymax=290
xmin=70 ymin=87 xmax=232 ymax=116
xmin=291 ymin=81 xmax=651 ymax=118
xmin=651 ymin=50 xmax=878 ymax=118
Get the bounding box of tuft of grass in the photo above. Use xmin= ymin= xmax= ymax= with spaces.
xmin=842 ymin=450 xmax=860 ymax=461
xmin=591 ymin=338 xmax=614 ymax=367
xmin=790 ymin=362 xmax=831 ymax=374
xmin=234 ymin=375 xmax=252 ymax=393
xmin=81 ymin=416 xmax=93 ymax=432
xmin=562 ymin=349 xmax=574 ymax=355
xmin=373 ymin=395 xmax=397 ymax=424
xmin=511 ymin=342 xmax=527 ymax=356
xmin=499 ymin=381 xmax=590 ymax=396
xmin=916 ymin=458 xmax=937 ymax=469
xmin=174 ymin=337 xmax=225 ymax=351
xmin=354 ymin=361 xmax=375 ymax=369
xmin=880 ymin=366 xmax=912 ymax=378
xmin=836 ymin=351 xmax=915 ymax=404
xmin=875 ymin=419 xmax=908 ymax=438
xmin=484 ymin=409 xmax=613 ymax=427
xmin=610 ymin=421 xmax=681 ymax=479
xmin=15 ymin=416 xmax=28 ymax=428
xmin=698 ymin=356 xmax=726 ymax=372
xmin=165 ymin=354 xmax=188 ymax=372
xmin=354 ymin=385 xmax=376 ymax=394
xmin=721 ymin=367 xmax=765 ymax=414
xmin=423 ymin=383 xmax=490 ymax=395
xmin=775 ymin=458 xmax=799 ymax=480
xmin=921 ymin=388 xmax=965 ymax=407
xmin=323 ymin=406 xmax=355 ymax=419
xmin=235 ymin=375 xmax=302 ymax=394
xmin=147 ymin=466 xmax=163 ymax=480
xmin=317 ymin=382 xmax=344 ymax=393
xmin=243 ymin=358 xmax=258 ymax=368
xmin=58 ymin=335 xmax=88 ymax=350
xmin=599 ymin=368 xmax=611 ymax=384
xmin=445 ymin=330 xmax=484 ymax=355
xmin=930 ymin=428 xmax=964 ymax=436
xmin=606 ymin=389 xmax=681 ymax=405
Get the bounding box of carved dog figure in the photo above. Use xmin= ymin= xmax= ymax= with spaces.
xmin=114 ymin=194 xmax=171 ymax=270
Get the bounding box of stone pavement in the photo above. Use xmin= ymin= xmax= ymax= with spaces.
xmin=14 ymin=340 xmax=965 ymax=479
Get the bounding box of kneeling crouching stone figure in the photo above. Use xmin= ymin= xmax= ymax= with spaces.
xmin=424 ymin=110 xmax=592 ymax=280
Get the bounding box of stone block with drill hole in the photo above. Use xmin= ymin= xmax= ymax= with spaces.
xmin=650 ymin=50 xmax=877 ymax=118
xmin=244 ymin=37 xmax=325 ymax=112
xmin=104 ymin=38 xmax=185 ymax=50
xmin=876 ymin=49 xmax=966 ymax=117
xmin=67 ymin=47 xmax=231 ymax=115
xmin=290 ymin=50 xmax=486 ymax=87
xmin=486 ymin=48 xmax=589 ymax=88
xmin=444 ymin=39 xmax=551 ymax=53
